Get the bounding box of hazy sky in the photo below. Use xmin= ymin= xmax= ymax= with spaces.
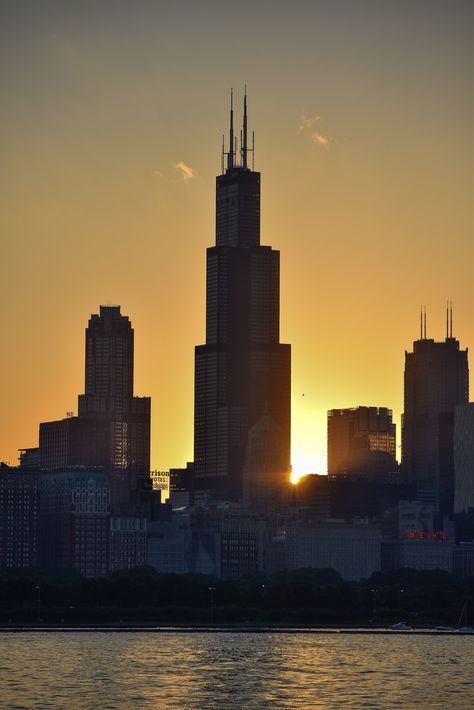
xmin=1 ymin=0 xmax=473 ymax=476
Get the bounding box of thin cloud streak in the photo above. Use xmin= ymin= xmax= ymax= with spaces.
xmin=312 ymin=132 xmax=331 ymax=149
xmin=174 ymin=161 xmax=196 ymax=181
xmin=298 ymin=112 xmax=321 ymax=132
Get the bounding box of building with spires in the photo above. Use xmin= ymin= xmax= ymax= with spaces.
xmin=193 ymin=91 xmax=291 ymax=500
xmin=39 ymin=306 xmax=151 ymax=479
xmin=402 ymin=305 xmax=469 ymax=508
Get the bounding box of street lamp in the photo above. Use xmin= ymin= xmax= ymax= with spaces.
xmin=371 ymin=587 xmax=377 ymax=623
xmin=35 ymin=585 xmax=41 ymax=624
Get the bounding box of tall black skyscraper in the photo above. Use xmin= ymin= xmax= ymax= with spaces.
xmin=402 ymin=306 xmax=469 ymax=507
xmin=194 ymin=92 xmax=291 ymax=500
xmin=78 ymin=305 xmax=150 ymax=473
xmin=40 ymin=306 xmax=151 ymax=476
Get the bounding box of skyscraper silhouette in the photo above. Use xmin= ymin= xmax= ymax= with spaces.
xmin=402 ymin=306 xmax=469 ymax=506
xmin=78 ymin=305 xmax=150 ymax=472
xmin=193 ymin=91 xmax=291 ymax=500
xmin=327 ymin=407 xmax=397 ymax=477
xmin=40 ymin=306 xmax=151 ymax=476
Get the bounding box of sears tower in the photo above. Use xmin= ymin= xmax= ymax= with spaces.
xmin=194 ymin=91 xmax=291 ymax=500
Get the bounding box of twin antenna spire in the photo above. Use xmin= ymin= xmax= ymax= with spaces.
xmin=221 ymin=87 xmax=255 ymax=173
xmin=446 ymin=300 xmax=454 ymax=339
xmin=420 ymin=306 xmax=427 ymax=340
xmin=419 ymin=302 xmax=454 ymax=340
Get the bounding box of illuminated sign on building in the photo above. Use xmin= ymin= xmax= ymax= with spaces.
xmin=150 ymin=471 xmax=170 ymax=501
xmin=403 ymin=531 xmax=448 ymax=541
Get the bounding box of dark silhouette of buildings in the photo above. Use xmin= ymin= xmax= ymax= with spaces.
xmin=402 ymin=307 xmax=469 ymax=507
xmin=39 ymin=469 xmax=110 ymax=576
xmin=40 ymin=306 xmax=151 ymax=478
xmin=38 ymin=468 xmax=148 ymax=577
xmin=295 ymin=472 xmax=415 ymax=522
xmin=242 ymin=414 xmax=291 ymax=511
xmin=18 ymin=447 xmax=40 ymax=469
xmin=0 ymin=464 xmax=39 ymax=571
xmin=328 ymin=407 xmax=397 ymax=477
xmin=453 ymin=403 xmax=474 ymax=514
xmin=193 ymin=91 xmax=291 ymax=499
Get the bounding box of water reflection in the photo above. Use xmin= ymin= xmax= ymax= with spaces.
xmin=0 ymin=632 xmax=473 ymax=708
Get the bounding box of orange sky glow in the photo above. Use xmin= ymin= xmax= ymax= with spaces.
xmin=1 ymin=1 xmax=472 ymax=477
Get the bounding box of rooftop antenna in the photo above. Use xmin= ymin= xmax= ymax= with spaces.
xmin=446 ymin=300 xmax=449 ymax=339
xmin=252 ymin=130 xmax=255 ymax=170
xmin=227 ymin=88 xmax=234 ymax=171
xmin=242 ymin=85 xmax=248 ymax=169
xmin=424 ymin=306 xmax=427 ymax=339
xmin=420 ymin=305 xmax=423 ymax=340
xmin=221 ymin=134 xmax=225 ymax=174
xmin=450 ymin=300 xmax=453 ymax=338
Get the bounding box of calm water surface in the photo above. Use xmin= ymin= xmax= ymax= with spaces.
xmin=0 ymin=632 xmax=473 ymax=709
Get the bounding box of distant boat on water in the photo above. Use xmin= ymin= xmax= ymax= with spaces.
xmin=391 ymin=621 xmax=412 ymax=631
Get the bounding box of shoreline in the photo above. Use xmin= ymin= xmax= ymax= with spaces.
xmin=1 ymin=625 xmax=472 ymax=635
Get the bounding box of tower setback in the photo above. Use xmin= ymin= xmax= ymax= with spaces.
xmin=40 ymin=305 xmax=151 ymax=476
xmin=402 ymin=309 xmax=469 ymax=507
xmin=193 ymin=92 xmax=291 ymax=500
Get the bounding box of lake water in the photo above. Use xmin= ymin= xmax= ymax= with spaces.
xmin=0 ymin=632 xmax=473 ymax=708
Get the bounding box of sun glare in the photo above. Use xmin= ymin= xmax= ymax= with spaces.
xmin=291 ymin=450 xmax=327 ymax=484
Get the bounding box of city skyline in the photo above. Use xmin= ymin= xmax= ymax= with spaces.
xmin=1 ymin=1 xmax=472 ymax=477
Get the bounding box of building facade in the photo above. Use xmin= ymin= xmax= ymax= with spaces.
xmin=39 ymin=305 xmax=151 ymax=478
xmin=109 ymin=517 xmax=147 ymax=572
xmin=39 ymin=470 xmax=110 ymax=577
xmin=194 ymin=93 xmax=291 ymax=500
xmin=402 ymin=326 xmax=469 ymax=505
xmin=286 ymin=521 xmax=381 ymax=582
xmin=453 ymin=403 xmax=474 ymax=514
xmin=0 ymin=466 xmax=39 ymax=571
xmin=328 ymin=407 xmax=396 ymax=477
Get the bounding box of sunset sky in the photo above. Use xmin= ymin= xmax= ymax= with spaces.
xmin=1 ymin=0 xmax=472 ymax=477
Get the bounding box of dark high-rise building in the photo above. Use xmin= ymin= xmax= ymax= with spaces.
xmin=453 ymin=403 xmax=474 ymax=514
xmin=194 ymin=92 xmax=291 ymax=500
xmin=0 ymin=465 xmax=39 ymax=571
xmin=402 ymin=308 xmax=469 ymax=505
xmin=40 ymin=306 xmax=151 ymax=476
xmin=78 ymin=305 xmax=151 ymax=474
xmin=327 ymin=407 xmax=397 ymax=477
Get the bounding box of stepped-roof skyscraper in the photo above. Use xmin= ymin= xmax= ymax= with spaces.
xmin=40 ymin=306 xmax=151 ymax=476
xmin=402 ymin=306 xmax=469 ymax=507
xmin=194 ymin=91 xmax=291 ymax=500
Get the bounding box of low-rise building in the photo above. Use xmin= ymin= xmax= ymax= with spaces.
xmin=286 ymin=520 xmax=381 ymax=581
xmin=147 ymin=522 xmax=189 ymax=574
xmin=39 ymin=469 xmax=110 ymax=577
xmin=382 ymin=535 xmax=454 ymax=573
xmin=109 ymin=517 xmax=147 ymax=572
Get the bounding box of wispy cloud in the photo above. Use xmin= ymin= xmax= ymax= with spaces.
xmin=298 ymin=112 xmax=321 ymax=133
xmin=152 ymin=169 xmax=163 ymax=177
xmin=174 ymin=161 xmax=196 ymax=181
xmin=312 ymin=132 xmax=331 ymax=149
xmin=299 ymin=110 xmax=334 ymax=150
